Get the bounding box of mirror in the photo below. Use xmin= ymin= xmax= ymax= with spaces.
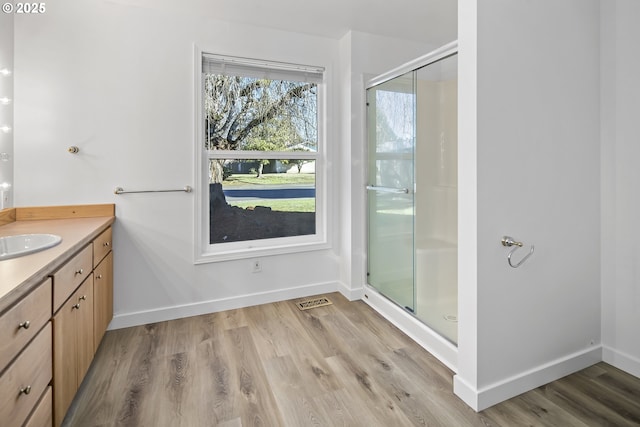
xmin=0 ymin=12 xmax=13 ymax=209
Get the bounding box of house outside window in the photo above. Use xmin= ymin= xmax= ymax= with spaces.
xmin=195 ymin=52 xmax=327 ymax=262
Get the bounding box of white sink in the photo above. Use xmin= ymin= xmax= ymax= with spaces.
xmin=0 ymin=234 xmax=63 ymax=260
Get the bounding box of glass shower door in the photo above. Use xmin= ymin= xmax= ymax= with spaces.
xmin=366 ymin=70 xmax=416 ymax=312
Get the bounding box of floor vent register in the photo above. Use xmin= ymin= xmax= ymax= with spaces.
xmin=296 ymin=297 xmax=333 ymax=311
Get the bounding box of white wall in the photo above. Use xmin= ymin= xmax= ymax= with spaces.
xmin=601 ymin=0 xmax=640 ymax=377
xmin=456 ymin=0 xmax=602 ymax=410
xmin=0 ymin=12 xmax=13 ymax=208
xmin=13 ymin=0 xmax=344 ymax=327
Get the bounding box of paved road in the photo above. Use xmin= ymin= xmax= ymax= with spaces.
xmin=223 ymin=185 xmax=315 ymax=201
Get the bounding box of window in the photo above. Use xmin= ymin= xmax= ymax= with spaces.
xmin=195 ymin=52 xmax=327 ymax=262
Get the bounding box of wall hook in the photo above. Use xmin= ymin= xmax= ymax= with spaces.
xmin=501 ymin=236 xmax=534 ymax=268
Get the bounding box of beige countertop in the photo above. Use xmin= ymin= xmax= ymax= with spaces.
xmin=0 ymin=205 xmax=115 ymax=314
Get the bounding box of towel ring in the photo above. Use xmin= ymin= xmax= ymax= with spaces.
xmin=501 ymin=236 xmax=534 ymax=268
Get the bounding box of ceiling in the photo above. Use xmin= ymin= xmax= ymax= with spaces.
xmin=107 ymin=0 xmax=457 ymax=45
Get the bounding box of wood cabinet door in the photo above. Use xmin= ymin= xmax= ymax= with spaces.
xmin=53 ymin=293 xmax=79 ymax=427
xmin=93 ymin=251 xmax=113 ymax=352
xmin=53 ymin=276 xmax=95 ymax=427
xmin=75 ymin=276 xmax=95 ymax=385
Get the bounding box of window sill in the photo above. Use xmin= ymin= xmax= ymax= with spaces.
xmin=194 ymin=238 xmax=331 ymax=264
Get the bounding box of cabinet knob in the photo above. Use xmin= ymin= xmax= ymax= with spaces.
xmin=79 ymin=295 xmax=87 ymax=301
xmin=104 ymin=241 xmax=110 ymax=247
xmin=18 ymin=320 xmax=30 ymax=330
xmin=72 ymin=303 xmax=80 ymax=310
xmin=19 ymin=385 xmax=32 ymax=395
xmin=75 ymin=268 xmax=84 ymax=275
xmin=96 ymin=274 xmax=103 ymax=279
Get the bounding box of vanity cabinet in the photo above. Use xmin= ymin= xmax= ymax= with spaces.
xmin=0 ymin=279 xmax=52 ymax=427
xmin=0 ymin=205 xmax=114 ymax=427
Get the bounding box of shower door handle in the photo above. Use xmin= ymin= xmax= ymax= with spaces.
xmin=366 ymin=185 xmax=410 ymax=194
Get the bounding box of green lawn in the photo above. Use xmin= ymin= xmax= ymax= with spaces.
xmin=231 ymin=198 xmax=315 ymax=212
xmin=223 ymin=173 xmax=315 ymax=187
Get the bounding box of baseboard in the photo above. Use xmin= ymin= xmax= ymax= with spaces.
xmin=109 ymin=280 xmax=340 ymax=329
xmin=454 ymin=346 xmax=602 ymax=411
xmin=603 ymin=345 xmax=640 ymax=378
xmin=336 ymin=280 xmax=364 ymax=301
xmin=361 ymin=284 xmax=458 ymax=373
xmin=453 ymin=375 xmax=480 ymax=410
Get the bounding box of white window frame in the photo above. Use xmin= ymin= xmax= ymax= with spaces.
xmin=194 ymin=47 xmax=329 ymax=263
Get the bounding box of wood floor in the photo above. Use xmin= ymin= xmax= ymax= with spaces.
xmin=63 ymin=293 xmax=640 ymax=426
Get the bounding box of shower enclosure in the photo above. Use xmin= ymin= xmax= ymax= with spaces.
xmin=366 ymin=45 xmax=458 ymax=344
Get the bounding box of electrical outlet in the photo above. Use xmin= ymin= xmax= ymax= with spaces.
xmin=252 ymin=259 xmax=262 ymax=273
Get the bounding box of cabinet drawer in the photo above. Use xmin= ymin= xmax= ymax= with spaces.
xmin=52 ymin=245 xmax=92 ymax=312
xmin=0 ymin=279 xmax=52 ymax=373
xmin=93 ymin=227 xmax=112 ymax=268
xmin=24 ymin=386 xmax=52 ymax=427
xmin=0 ymin=322 xmax=52 ymax=427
